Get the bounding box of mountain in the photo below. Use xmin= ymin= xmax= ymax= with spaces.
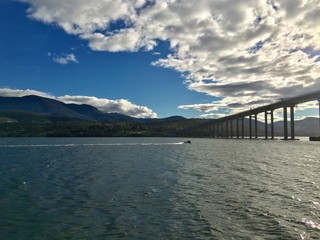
xmin=274 ymin=117 xmax=320 ymax=136
xmin=138 ymin=115 xmax=186 ymax=123
xmin=0 ymin=95 xmax=190 ymax=137
xmin=0 ymin=95 xmax=186 ymax=123
xmin=1 ymin=95 xmax=317 ymax=137
xmin=182 ymin=116 xmax=320 ymax=137
xmin=0 ymin=95 xmax=98 ymax=120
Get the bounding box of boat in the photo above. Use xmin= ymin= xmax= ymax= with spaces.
xmin=309 ymin=136 xmax=320 ymax=141
xmin=184 ymin=140 xmax=191 ymax=144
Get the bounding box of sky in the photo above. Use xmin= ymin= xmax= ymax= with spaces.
xmin=0 ymin=0 xmax=320 ymax=119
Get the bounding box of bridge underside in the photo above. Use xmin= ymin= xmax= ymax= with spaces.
xmin=211 ymin=90 xmax=320 ymax=140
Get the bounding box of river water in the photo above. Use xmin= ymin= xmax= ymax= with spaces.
xmin=0 ymin=137 xmax=319 ymax=239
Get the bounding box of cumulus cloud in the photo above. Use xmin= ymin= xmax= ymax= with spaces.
xmin=0 ymin=88 xmax=53 ymax=98
xmin=0 ymin=88 xmax=157 ymax=118
xmin=199 ymin=113 xmax=227 ymax=119
xmin=178 ymin=103 xmax=223 ymax=113
xmin=58 ymin=95 xmax=157 ymax=118
xmin=21 ymin=0 xmax=320 ymax=115
xmin=48 ymin=52 xmax=79 ymax=65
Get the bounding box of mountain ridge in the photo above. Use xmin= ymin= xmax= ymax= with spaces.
xmin=0 ymin=95 xmax=319 ymax=137
xmin=0 ymin=95 xmax=186 ymax=123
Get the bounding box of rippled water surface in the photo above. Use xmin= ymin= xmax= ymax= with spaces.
xmin=0 ymin=137 xmax=319 ymax=239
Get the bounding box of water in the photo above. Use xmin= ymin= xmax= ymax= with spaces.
xmin=0 ymin=137 xmax=319 ymax=239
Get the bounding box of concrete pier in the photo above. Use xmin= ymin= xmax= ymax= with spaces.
xmin=270 ymin=110 xmax=274 ymax=139
xmin=254 ymin=114 xmax=258 ymax=139
xmin=284 ymin=107 xmax=288 ymax=140
xmin=236 ymin=118 xmax=239 ymax=139
xmin=265 ymin=111 xmax=268 ymax=139
xmin=241 ymin=117 xmax=244 ymax=138
xmin=249 ymin=115 xmax=252 ymax=139
xmin=226 ymin=121 xmax=229 ymax=138
xmin=211 ymin=90 xmax=320 ymax=140
xmin=230 ymin=119 xmax=233 ymax=138
xmin=290 ymin=106 xmax=295 ymax=140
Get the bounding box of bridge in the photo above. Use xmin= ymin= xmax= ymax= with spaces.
xmin=212 ymin=90 xmax=320 ymax=140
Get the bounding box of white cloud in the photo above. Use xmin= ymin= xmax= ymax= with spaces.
xmin=50 ymin=53 xmax=79 ymax=65
xmin=21 ymin=0 xmax=320 ymax=115
xmin=58 ymin=95 xmax=157 ymax=118
xmin=178 ymin=103 xmax=223 ymax=113
xmin=199 ymin=113 xmax=227 ymax=119
xmin=0 ymin=88 xmax=157 ymax=118
xmin=0 ymin=88 xmax=53 ymax=98
xmin=296 ymin=100 xmax=319 ymax=110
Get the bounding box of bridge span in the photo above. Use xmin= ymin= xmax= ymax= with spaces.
xmin=212 ymin=90 xmax=320 ymax=140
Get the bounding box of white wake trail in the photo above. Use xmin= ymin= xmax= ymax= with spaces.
xmin=0 ymin=142 xmax=185 ymax=148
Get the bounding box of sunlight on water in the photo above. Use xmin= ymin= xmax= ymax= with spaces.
xmin=0 ymin=137 xmax=319 ymax=239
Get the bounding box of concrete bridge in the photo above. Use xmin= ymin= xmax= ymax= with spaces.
xmin=212 ymin=90 xmax=320 ymax=140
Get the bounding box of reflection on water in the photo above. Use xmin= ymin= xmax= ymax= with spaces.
xmin=0 ymin=137 xmax=319 ymax=239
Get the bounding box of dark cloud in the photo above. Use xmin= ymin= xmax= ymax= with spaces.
xmin=190 ymin=80 xmax=275 ymax=97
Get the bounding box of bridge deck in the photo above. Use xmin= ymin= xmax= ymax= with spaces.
xmin=217 ymin=89 xmax=320 ymax=121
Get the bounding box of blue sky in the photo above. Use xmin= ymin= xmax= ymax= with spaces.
xmin=0 ymin=1 xmax=214 ymax=118
xmin=1 ymin=0 xmax=320 ymax=119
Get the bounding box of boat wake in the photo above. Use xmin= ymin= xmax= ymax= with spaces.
xmin=0 ymin=142 xmax=185 ymax=148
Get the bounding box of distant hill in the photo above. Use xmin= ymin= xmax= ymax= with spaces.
xmin=176 ymin=116 xmax=320 ymax=137
xmin=0 ymin=95 xmax=186 ymax=123
xmin=217 ymin=117 xmax=320 ymax=137
xmin=0 ymin=95 xmax=98 ymax=120
xmin=274 ymin=117 xmax=320 ymax=136
xmin=0 ymin=95 xmax=318 ymax=137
